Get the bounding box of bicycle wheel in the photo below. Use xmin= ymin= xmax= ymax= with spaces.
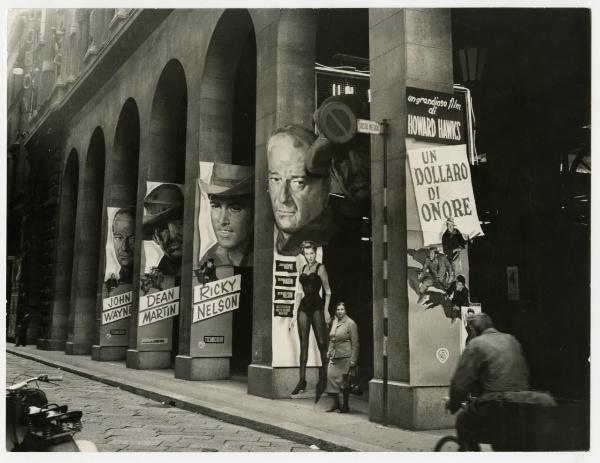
xmin=434 ymin=435 xmax=463 ymax=451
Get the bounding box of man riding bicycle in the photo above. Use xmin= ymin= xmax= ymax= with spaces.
xmin=447 ymin=313 xmax=555 ymax=450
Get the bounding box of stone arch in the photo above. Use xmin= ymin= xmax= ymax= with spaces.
xmin=128 ymin=59 xmax=187 ymax=369
xmin=90 ymin=98 xmax=140 ymax=356
xmin=66 ymin=127 xmax=105 ymax=354
xmin=196 ymin=10 xmax=257 ymax=375
xmin=46 ymin=148 xmax=79 ymax=350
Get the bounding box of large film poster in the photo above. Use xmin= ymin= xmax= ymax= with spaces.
xmin=267 ymin=118 xmax=373 ymax=382
xmin=137 ymin=182 xmax=183 ymax=351
xmin=405 ymin=87 xmax=482 ymax=385
xmin=191 ymin=162 xmax=254 ymax=358
xmin=100 ymin=206 xmax=134 ymax=346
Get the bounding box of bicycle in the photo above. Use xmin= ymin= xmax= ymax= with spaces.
xmin=6 ymin=373 xmax=97 ymax=452
xmin=434 ymin=395 xmax=588 ymax=451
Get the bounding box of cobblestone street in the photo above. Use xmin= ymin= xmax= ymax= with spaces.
xmin=6 ymin=353 xmax=321 ymax=452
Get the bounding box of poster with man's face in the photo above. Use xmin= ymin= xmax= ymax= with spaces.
xmin=267 ymin=123 xmax=374 ymax=369
xmin=190 ymin=162 xmax=254 ymax=358
xmin=101 ymin=206 xmax=135 ymax=347
xmin=137 ymin=182 xmax=184 ymax=352
xmin=196 ymin=162 xmax=254 ymax=272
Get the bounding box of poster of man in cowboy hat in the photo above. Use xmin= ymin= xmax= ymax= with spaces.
xmin=141 ymin=182 xmax=184 ymax=295
xmin=197 ymin=162 xmax=254 ymax=272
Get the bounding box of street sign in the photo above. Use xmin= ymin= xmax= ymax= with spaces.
xmin=357 ymin=118 xmax=384 ymax=135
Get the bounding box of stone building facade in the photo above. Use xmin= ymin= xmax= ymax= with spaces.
xmin=7 ymin=8 xmax=590 ymax=431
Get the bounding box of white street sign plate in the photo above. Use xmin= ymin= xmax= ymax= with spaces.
xmin=357 ymin=119 xmax=384 ymax=135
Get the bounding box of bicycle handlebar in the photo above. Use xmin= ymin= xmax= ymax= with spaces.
xmin=7 ymin=374 xmax=63 ymax=392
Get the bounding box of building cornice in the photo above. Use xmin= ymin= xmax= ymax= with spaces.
xmin=25 ymin=9 xmax=173 ymax=148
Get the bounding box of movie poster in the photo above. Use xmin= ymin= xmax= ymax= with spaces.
xmin=266 ymin=110 xmax=373 ymax=380
xmin=405 ymin=87 xmax=482 ymax=385
xmin=190 ymin=162 xmax=254 ymax=358
xmin=100 ymin=206 xmax=135 ymax=346
xmin=137 ymin=182 xmax=183 ymax=351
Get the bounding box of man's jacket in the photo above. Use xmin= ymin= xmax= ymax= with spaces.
xmin=449 ymin=328 xmax=530 ymax=413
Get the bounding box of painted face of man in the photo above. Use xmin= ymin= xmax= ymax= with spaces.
xmin=267 ymin=133 xmax=330 ymax=234
xmin=155 ymin=218 xmax=183 ymax=261
xmin=332 ymin=143 xmax=371 ymax=206
xmin=209 ymin=195 xmax=253 ymax=250
xmin=113 ymin=211 xmax=135 ymax=268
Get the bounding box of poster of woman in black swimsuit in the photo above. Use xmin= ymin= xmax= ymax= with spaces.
xmin=289 ymin=241 xmax=331 ymax=397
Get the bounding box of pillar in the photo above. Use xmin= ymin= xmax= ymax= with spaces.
xmin=247 ymin=9 xmax=318 ymax=398
xmin=368 ymin=8 xmax=456 ymax=430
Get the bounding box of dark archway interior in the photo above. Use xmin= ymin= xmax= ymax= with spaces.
xmin=111 ymin=98 xmax=140 ymax=204
xmin=315 ymin=9 xmax=373 ymax=391
xmin=54 ymin=150 xmax=79 ymax=341
xmin=70 ymin=128 xmax=105 ymax=349
xmin=316 ymin=9 xmax=369 ymax=67
xmin=231 ymin=30 xmax=256 ymax=167
xmin=148 ymin=60 xmax=187 ymax=184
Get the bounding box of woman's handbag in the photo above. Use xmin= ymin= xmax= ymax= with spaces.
xmin=347 ymin=366 xmax=363 ymax=396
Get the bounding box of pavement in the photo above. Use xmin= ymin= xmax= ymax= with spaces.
xmin=7 ymin=353 xmax=319 ymax=452
xmin=6 ymin=346 xmax=453 ymax=452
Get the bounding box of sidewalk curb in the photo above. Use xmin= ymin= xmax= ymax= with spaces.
xmin=7 ymin=348 xmax=390 ymax=452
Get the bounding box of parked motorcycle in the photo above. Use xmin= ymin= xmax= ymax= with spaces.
xmin=6 ymin=374 xmax=97 ymax=451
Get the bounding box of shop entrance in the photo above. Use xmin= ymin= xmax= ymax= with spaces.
xmin=68 ymin=128 xmax=105 ymax=354
xmin=197 ymin=10 xmax=256 ymax=378
xmin=95 ymin=98 xmax=140 ymax=359
xmin=143 ymin=59 xmax=187 ymax=368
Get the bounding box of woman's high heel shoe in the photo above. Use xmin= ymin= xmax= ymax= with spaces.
xmin=291 ymin=379 xmax=307 ymax=395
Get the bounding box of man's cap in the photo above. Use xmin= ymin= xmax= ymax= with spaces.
xmin=199 ymin=163 xmax=254 ymax=197
xmin=142 ymin=184 xmax=183 ymax=233
xmin=446 ymin=217 xmax=455 ymax=224
xmin=429 ymin=246 xmax=438 ymax=252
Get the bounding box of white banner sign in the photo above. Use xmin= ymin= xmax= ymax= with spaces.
xmin=101 ymin=304 xmax=132 ymax=325
xmin=138 ymin=302 xmax=179 ymax=326
xmin=407 ymin=144 xmax=483 ymax=246
xmin=193 ymin=275 xmax=241 ymax=303
xmin=192 ymin=293 xmax=240 ymax=323
xmin=139 ymin=286 xmax=180 ymax=312
xmin=103 ymin=291 xmax=132 ymax=312
xmin=192 ymin=275 xmax=241 ymax=323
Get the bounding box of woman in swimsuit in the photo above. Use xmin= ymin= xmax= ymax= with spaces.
xmin=290 ymin=241 xmax=331 ymax=396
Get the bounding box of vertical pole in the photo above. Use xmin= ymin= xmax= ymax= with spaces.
xmin=381 ymin=119 xmax=389 ymax=425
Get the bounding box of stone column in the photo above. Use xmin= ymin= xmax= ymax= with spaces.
xmin=368 ymin=8 xmax=455 ymax=430
xmin=44 ymin=151 xmax=79 ymax=351
xmin=37 ymin=9 xmax=57 ymax=106
xmin=66 ymin=10 xmax=79 ymax=84
xmin=77 ymin=10 xmax=90 ymax=71
xmin=49 ymin=9 xmax=67 ymax=107
xmin=247 ymin=9 xmax=318 ymax=399
xmin=84 ymin=9 xmax=106 ymax=62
